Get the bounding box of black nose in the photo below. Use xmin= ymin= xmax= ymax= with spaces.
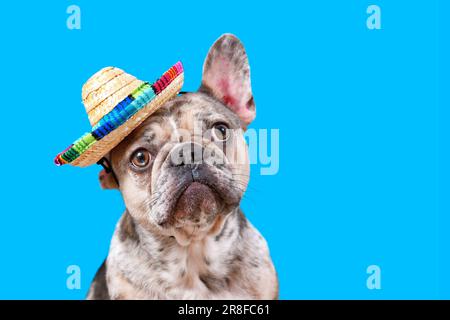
xmin=170 ymin=142 xmax=204 ymax=167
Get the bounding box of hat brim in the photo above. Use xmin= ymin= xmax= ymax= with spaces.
xmin=55 ymin=64 xmax=184 ymax=167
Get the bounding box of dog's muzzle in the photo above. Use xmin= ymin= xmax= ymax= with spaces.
xmin=168 ymin=142 xmax=222 ymax=221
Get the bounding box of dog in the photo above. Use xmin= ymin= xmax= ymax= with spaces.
xmin=86 ymin=34 xmax=278 ymax=300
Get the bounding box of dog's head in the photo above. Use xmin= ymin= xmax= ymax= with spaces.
xmin=100 ymin=34 xmax=255 ymax=245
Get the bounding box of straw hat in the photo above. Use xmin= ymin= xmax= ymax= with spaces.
xmin=54 ymin=62 xmax=184 ymax=167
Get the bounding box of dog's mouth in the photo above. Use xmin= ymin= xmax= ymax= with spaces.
xmin=173 ymin=182 xmax=222 ymax=222
xmin=164 ymin=181 xmax=231 ymax=246
xmin=152 ymin=164 xmax=243 ymax=231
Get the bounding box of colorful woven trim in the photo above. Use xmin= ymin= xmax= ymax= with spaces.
xmin=54 ymin=62 xmax=183 ymax=166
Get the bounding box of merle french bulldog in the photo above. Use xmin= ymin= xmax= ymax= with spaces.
xmin=87 ymin=34 xmax=278 ymax=300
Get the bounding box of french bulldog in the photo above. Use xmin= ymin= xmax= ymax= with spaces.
xmin=87 ymin=34 xmax=278 ymax=300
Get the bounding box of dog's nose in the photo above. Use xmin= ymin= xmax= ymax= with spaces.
xmin=169 ymin=142 xmax=204 ymax=167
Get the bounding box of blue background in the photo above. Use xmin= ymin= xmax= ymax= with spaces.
xmin=0 ymin=0 xmax=447 ymax=299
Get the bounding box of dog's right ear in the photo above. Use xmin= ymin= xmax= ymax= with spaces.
xmin=199 ymin=34 xmax=256 ymax=129
xmin=99 ymin=169 xmax=119 ymax=190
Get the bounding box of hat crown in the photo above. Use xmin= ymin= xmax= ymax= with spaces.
xmin=81 ymin=67 xmax=143 ymax=126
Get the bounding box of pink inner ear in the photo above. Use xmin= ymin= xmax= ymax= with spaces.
xmin=219 ymin=78 xmax=237 ymax=107
xmin=205 ymin=58 xmax=244 ymax=110
xmin=203 ymin=53 xmax=255 ymax=126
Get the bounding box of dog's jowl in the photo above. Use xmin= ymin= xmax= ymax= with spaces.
xmin=87 ymin=34 xmax=278 ymax=300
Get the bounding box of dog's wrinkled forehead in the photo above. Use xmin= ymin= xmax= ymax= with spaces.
xmin=124 ymin=92 xmax=242 ymax=146
xmin=163 ymin=92 xmax=242 ymax=129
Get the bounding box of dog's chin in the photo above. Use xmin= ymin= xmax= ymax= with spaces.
xmin=162 ymin=182 xmax=227 ymax=246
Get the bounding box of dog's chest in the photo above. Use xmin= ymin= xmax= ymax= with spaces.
xmin=107 ymin=234 xmax=248 ymax=299
xmin=164 ymin=242 xmax=225 ymax=294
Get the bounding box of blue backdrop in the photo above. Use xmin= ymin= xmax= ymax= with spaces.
xmin=0 ymin=0 xmax=448 ymax=299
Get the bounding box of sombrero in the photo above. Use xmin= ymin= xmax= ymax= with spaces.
xmin=54 ymin=62 xmax=184 ymax=167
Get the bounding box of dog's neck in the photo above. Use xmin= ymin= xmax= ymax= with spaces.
xmin=111 ymin=208 xmax=245 ymax=293
xmin=119 ymin=207 xmax=242 ymax=253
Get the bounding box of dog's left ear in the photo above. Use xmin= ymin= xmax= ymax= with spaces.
xmin=99 ymin=169 xmax=119 ymax=190
xmin=199 ymin=34 xmax=255 ymax=129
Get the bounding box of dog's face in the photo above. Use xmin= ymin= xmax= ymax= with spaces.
xmin=101 ymin=34 xmax=256 ymax=245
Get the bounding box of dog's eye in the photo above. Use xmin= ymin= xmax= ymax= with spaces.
xmin=130 ymin=149 xmax=151 ymax=168
xmin=212 ymin=122 xmax=230 ymax=142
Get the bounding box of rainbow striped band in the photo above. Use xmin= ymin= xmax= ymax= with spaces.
xmin=54 ymin=62 xmax=183 ymax=166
